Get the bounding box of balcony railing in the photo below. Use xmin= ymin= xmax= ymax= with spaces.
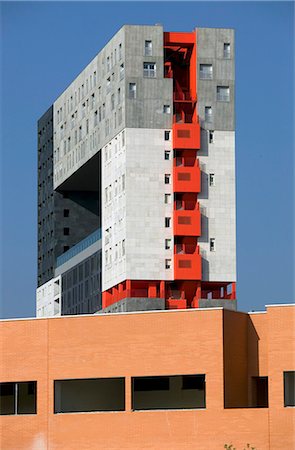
xmin=174 ymin=207 xmax=201 ymax=236
xmin=174 ymin=250 xmax=202 ymax=280
xmin=172 ymin=123 xmax=200 ymax=150
xmin=173 ymin=164 xmax=201 ymax=193
xmin=56 ymin=228 xmax=101 ymax=268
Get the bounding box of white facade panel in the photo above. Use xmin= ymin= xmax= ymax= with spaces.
xmin=36 ymin=276 xmax=62 ymax=317
xmin=102 ymin=128 xmax=173 ymax=291
xmin=198 ymin=130 xmax=236 ymax=282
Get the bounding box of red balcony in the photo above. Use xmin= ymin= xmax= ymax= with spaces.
xmin=173 ymin=163 xmax=201 ymax=193
xmin=172 ymin=123 xmax=200 ymax=150
xmin=165 ymin=298 xmax=187 ymax=310
xmin=174 ymin=207 xmax=201 ymax=236
xmin=174 ymin=250 xmax=202 ymax=281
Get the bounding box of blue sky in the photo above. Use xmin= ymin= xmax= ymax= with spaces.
xmin=0 ymin=1 xmax=294 ymax=318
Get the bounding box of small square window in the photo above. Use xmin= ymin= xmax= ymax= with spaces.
xmin=217 ymin=86 xmax=230 ymax=102
xmin=224 ymin=43 xmax=231 ymax=59
xmin=143 ymin=62 xmax=156 ymax=78
xmin=199 ymin=64 xmax=213 ymax=80
xmin=163 ymin=105 xmax=171 ymax=114
xmin=63 ymin=245 xmax=69 ymax=252
xmin=63 ymin=209 xmax=69 ymax=217
xmin=165 ymin=131 xmax=170 ymax=141
xmin=63 ymin=227 xmax=69 ymax=236
xmin=209 ymin=173 xmax=215 ymax=186
xmin=165 ymin=259 xmax=172 ymax=269
xmin=164 ymin=150 xmax=171 ymax=160
xmin=165 ymin=217 xmax=171 ymax=228
xmin=164 ymin=174 xmax=171 ymax=184
xmin=210 ymin=238 xmax=215 ymax=252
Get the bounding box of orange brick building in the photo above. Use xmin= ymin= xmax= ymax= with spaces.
xmin=0 ymin=304 xmax=294 ymax=449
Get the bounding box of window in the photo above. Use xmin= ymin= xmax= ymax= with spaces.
xmin=118 ymin=88 xmax=121 ymax=104
xmin=122 ymin=239 xmax=125 ymax=256
xmin=199 ymin=64 xmax=213 ymax=80
xmin=144 ymin=40 xmax=152 ymax=56
xmin=54 ymin=378 xmax=125 ymax=413
xmin=119 ymin=43 xmax=122 ymax=60
xmin=111 ymin=94 xmax=115 ymax=110
xmin=129 ymin=83 xmax=136 ymax=99
xmin=164 ymin=150 xmax=171 ymax=160
xmin=120 ymin=63 xmax=125 ymax=80
xmin=163 ymin=105 xmax=171 ymax=114
xmin=217 ymin=86 xmax=230 ymax=102
xmin=284 ymin=371 xmax=295 ymax=407
xmin=223 ymin=43 xmax=231 ymax=59
xmin=165 ymin=259 xmax=172 ymax=269
xmin=63 ymin=246 xmax=69 ymax=252
xmin=164 ymin=174 xmax=171 ymax=184
xmin=210 ymin=238 xmax=215 ymax=251
xmin=165 ymin=193 xmax=171 ymax=204
xmin=205 ymin=106 xmax=212 ymax=123
xmin=209 ymin=173 xmax=215 ymax=186
xmin=63 ymin=227 xmax=70 ymax=236
xmin=209 ymin=130 xmax=214 ymax=144
xmin=143 ymin=62 xmax=156 ymax=78
xmin=63 ymin=209 xmax=69 ymax=217
xmin=165 ymin=239 xmax=172 ymax=250
xmin=252 ymin=377 xmax=269 ymax=408
xmin=165 ymin=130 xmax=170 ymax=141
xmin=106 ymin=77 xmax=111 ymax=93
xmin=165 ymin=217 xmax=171 ymax=228
xmin=132 ymin=375 xmax=205 ymax=411
xmin=0 ymin=381 xmax=37 ymax=415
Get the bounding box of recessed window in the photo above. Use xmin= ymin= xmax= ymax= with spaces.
xmin=199 ymin=64 xmax=213 ymax=80
xmin=63 ymin=246 xmax=69 ymax=252
xmin=223 ymin=43 xmax=231 ymax=59
xmin=54 ymin=378 xmax=125 ymax=413
xmin=165 ymin=259 xmax=172 ymax=269
xmin=217 ymin=86 xmax=230 ymax=102
xmin=129 ymin=83 xmax=136 ymax=99
xmin=209 ymin=130 xmax=214 ymax=144
xmin=284 ymin=371 xmax=295 ymax=407
xmin=144 ymin=40 xmax=152 ymax=56
xmin=0 ymin=381 xmax=37 ymax=415
xmin=165 ymin=217 xmax=171 ymax=228
xmin=164 ymin=150 xmax=171 ymax=160
xmin=165 ymin=130 xmax=170 ymax=141
xmin=132 ymin=375 xmax=205 ymax=410
xmin=165 ymin=239 xmax=172 ymax=250
xmin=165 ymin=193 xmax=171 ymax=204
xmin=111 ymin=94 xmax=115 ymax=110
xmin=63 ymin=209 xmax=69 ymax=217
xmin=205 ymin=106 xmax=212 ymax=123
xmin=209 ymin=173 xmax=215 ymax=186
xmin=210 ymin=238 xmax=215 ymax=252
xmin=143 ymin=62 xmax=156 ymax=78
xmin=120 ymin=64 xmax=125 ymax=80
xmin=164 ymin=174 xmax=171 ymax=184
xmin=63 ymin=227 xmax=69 ymax=236
xmin=163 ymin=105 xmax=171 ymax=114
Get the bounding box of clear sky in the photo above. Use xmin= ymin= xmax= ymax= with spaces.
xmin=0 ymin=1 xmax=294 ymax=319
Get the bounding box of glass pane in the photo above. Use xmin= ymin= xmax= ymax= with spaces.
xmin=0 ymin=382 xmax=15 ymax=415
xmin=17 ymin=381 xmax=37 ymax=414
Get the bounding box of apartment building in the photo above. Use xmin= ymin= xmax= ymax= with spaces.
xmin=37 ymin=25 xmax=236 ymax=317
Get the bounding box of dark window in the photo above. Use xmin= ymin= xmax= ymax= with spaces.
xmin=252 ymin=377 xmax=268 ymax=408
xmin=284 ymin=371 xmax=295 ymax=407
xmin=63 ymin=246 xmax=69 ymax=252
xmin=54 ymin=378 xmax=125 ymax=413
xmin=63 ymin=209 xmax=69 ymax=217
xmin=63 ymin=227 xmax=69 ymax=236
xmin=0 ymin=381 xmax=37 ymax=415
xmin=132 ymin=375 xmax=206 ymax=411
xmin=164 ymin=131 xmax=170 ymax=141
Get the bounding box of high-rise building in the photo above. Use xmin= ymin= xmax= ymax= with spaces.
xmin=36 ymin=25 xmax=236 ymax=317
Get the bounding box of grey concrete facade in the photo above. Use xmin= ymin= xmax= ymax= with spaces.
xmin=198 ymin=298 xmax=237 ymax=311
xmin=196 ymin=28 xmax=235 ymax=131
xmin=98 ymin=297 xmax=165 ymax=314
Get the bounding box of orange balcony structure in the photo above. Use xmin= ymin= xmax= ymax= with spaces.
xmin=174 ymin=248 xmax=202 ymax=281
xmin=174 ymin=206 xmax=201 ymax=236
xmin=172 ymin=123 xmax=200 ymax=150
xmin=173 ymin=162 xmax=201 ymax=193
